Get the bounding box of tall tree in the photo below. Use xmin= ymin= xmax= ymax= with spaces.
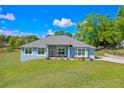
xmin=116 ymin=6 xmax=124 ymax=39
xmin=75 ymin=13 xmax=123 ymax=48
xmin=16 ymin=38 xmax=24 ymax=48
xmin=27 ymin=35 xmax=38 ymax=43
xmin=8 ymin=36 xmax=16 ymax=47
xmin=55 ymin=30 xmax=65 ymax=36
xmin=55 ymin=30 xmax=73 ymax=37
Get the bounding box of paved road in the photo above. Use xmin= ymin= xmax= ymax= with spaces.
xmin=96 ymin=54 xmax=124 ymax=64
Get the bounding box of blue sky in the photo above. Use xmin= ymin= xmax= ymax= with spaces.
xmin=0 ymin=5 xmax=121 ymax=38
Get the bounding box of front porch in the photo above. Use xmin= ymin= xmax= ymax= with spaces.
xmin=47 ymin=45 xmax=70 ymax=58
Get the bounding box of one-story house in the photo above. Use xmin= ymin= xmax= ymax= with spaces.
xmin=21 ymin=35 xmax=96 ymax=62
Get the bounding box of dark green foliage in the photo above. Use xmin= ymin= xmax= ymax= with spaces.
xmin=75 ymin=6 xmax=124 ymax=49
xmin=6 ymin=46 xmax=15 ymax=52
xmin=1 ymin=35 xmax=38 ymax=52
xmin=55 ymin=30 xmax=73 ymax=37
xmin=26 ymin=35 xmax=38 ymax=42
xmin=55 ymin=30 xmax=65 ymax=35
xmin=8 ymin=36 xmax=16 ymax=48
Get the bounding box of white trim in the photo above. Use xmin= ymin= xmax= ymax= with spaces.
xmin=22 ymin=47 xmax=46 ymax=56
xmin=75 ymin=48 xmax=86 ymax=57
xmin=57 ymin=47 xmax=66 ymax=57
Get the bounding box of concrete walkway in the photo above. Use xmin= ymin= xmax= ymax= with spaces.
xmin=96 ymin=54 xmax=124 ymax=64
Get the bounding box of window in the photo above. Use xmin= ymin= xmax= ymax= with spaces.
xmin=33 ymin=48 xmax=37 ymax=53
xmin=25 ymin=48 xmax=28 ymax=54
xmin=58 ymin=48 xmax=65 ymax=56
xmin=77 ymin=49 xmax=85 ymax=56
xmin=38 ymin=48 xmax=45 ymax=54
xmin=38 ymin=48 xmax=41 ymax=54
xmin=81 ymin=49 xmax=85 ymax=55
xmin=90 ymin=49 xmax=94 ymax=55
xmin=41 ymin=48 xmax=45 ymax=54
xmin=29 ymin=48 xmax=32 ymax=54
xmin=25 ymin=48 xmax=32 ymax=54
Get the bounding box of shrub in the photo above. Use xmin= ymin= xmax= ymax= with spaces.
xmin=46 ymin=57 xmax=50 ymax=60
xmin=6 ymin=46 xmax=15 ymax=52
xmin=90 ymin=58 xmax=93 ymax=61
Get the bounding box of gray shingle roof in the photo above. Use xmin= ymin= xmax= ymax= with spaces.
xmin=21 ymin=35 xmax=96 ymax=49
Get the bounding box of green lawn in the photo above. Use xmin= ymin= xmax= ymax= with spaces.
xmin=96 ymin=49 xmax=124 ymax=56
xmin=0 ymin=51 xmax=124 ymax=88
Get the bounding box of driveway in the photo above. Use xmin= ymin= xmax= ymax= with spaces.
xmin=96 ymin=54 xmax=124 ymax=64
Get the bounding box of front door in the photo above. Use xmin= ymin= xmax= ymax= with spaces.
xmin=49 ymin=49 xmax=55 ymax=57
xmin=49 ymin=45 xmax=55 ymax=57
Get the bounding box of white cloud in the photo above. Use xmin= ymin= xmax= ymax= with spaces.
xmin=47 ymin=29 xmax=54 ymax=35
xmin=0 ymin=13 xmax=16 ymax=21
xmin=0 ymin=29 xmax=12 ymax=36
xmin=0 ymin=29 xmax=36 ymax=37
xmin=53 ymin=18 xmax=76 ymax=28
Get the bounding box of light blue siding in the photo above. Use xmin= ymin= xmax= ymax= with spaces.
xmin=21 ymin=47 xmax=47 ymax=62
xmin=69 ymin=47 xmax=75 ymax=58
xmin=21 ymin=54 xmax=46 ymax=62
xmin=21 ymin=46 xmax=95 ymax=62
xmin=73 ymin=48 xmax=95 ymax=58
xmin=88 ymin=48 xmax=95 ymax=59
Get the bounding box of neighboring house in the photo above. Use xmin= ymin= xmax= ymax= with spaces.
xmin=121 ymin=40 xmax=124 ymax=48
xmin=21 ymin=35 xmax=96 ymax=62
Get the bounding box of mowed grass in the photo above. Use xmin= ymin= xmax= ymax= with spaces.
xmin=96 ymin=49 xmax=124 ymax=56
xmin=0 ymin=51 xmax=124 ymax=88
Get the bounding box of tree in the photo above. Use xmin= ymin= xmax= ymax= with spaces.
xmin=26 ymin=35 xmax=38 ymax=43
xmin=16 ymin=39 xmax=24 ymax=48
xmin=55 ymin=30 xmax=65 ymax=36
xmin=116 ymin=6 xmax=124 ymax=39
xmin=8 ymin=36 xmax=16 ymax=48
xmin=117 ymin=6 xmax=124 ymax=17
xmin=6 ymin=36 xmax=12 ymax=43
xmin=75 ymin=12 xmax=123 ymax=48
xmin=55 ymin=30 xmax=73 ymax=37
xmin=65 ymin=32 xmax=73 ymax=37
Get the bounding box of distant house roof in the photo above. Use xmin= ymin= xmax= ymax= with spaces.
xmin=21 ymin=35 xmax=96 ymax=49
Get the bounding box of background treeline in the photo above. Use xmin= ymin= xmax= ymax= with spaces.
xmin=0 ymin=35 xmax=38 ymax=52
xmin=74 ymin=6 xmax=124 ymax=49
xmin=0 ymin=31 xmax=73 ymax=52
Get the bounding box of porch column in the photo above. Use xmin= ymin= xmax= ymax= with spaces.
xmin=46 ymin=46 xmax=49 ymax=57
xmin=68 ymin=45 xmax=70 ymax=58
xmin=85 ymin=48 xmax=88 ymax=58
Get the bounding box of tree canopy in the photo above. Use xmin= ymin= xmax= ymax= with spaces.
xmin=55 ymin=30 xmax=73 ymax=37
xmin=75 ymin=6 xmax=124 ymax=48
